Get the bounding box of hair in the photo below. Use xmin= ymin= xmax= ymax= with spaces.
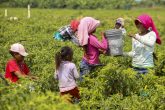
xmin=9 ymin=50 xmax=19 ymax=57
xmin=135 ymin=19 xmax=141 ymax=26
xmin=55 ymin=46 xmax=73 ymax=70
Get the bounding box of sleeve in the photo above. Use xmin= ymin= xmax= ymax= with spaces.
xmin=72 ymin=64 xmax=79 ymax=79
xmin=123 ymin=38 xmax=135 ymax=57
xmin=122 ymin=28 xmax=126 ymax=36
xmin=89 ymin=35 xmax=108 ymax=50
xmin=8 ymin=61 xmax=20 ymax=73
xmin=134 ymin=32 xmax=156 ymax=47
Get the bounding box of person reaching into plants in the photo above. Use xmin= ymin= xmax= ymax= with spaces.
xmin=54 ymin=46 xmax=80 ymax=103
xmin=5 ymin=43 xmax=37 ymax=83
xmin=123 ymin=14 xmax=161 ymax=74
xmin=77 ymin=17 xmax=108 ymax=78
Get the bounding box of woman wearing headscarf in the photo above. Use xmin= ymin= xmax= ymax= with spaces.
xmin=77 ymin=17 xmax=108 ymax=77
xmin=124 ymin=14 xmax=161 ymax=74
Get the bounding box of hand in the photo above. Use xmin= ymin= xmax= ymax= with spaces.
xmin=128 ymin=34 xmax=135 ymax=38
xmin=99 ymin=49 xmax=107 ymax=54
xmin=101 ymin=32 xmax=106 ymax=38
xmin=29 ymin=75 xmax=38 ymax=80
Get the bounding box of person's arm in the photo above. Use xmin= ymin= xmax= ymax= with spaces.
xmin=123 ymin=38 xmax=135 ymax=57
xmin=129 ymin=32 xmax=156 ymax=47
xmin=72 ymin=64 xmax=79 ymax=79
xmin=24 ymin=63 xmax=38 ymax=80
xmin=8 ymin=60 xmax=26 ymax=78
xmin=13 ymin=71 xmax=27 ymax=78
xmin=123 ymin=51 xmax=135 ymax=57
xmin=122 ymin=28 xmax=126 ymax=36
xmin=28 ymin=73 xmax=38 ymax=80
xmin=89 ymin=34 xmax=108 ymax=50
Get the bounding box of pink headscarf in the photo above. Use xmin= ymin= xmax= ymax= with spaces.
xmin=78 ymin=17 xmax=100 ymax=46
xmin=135 ymin=14 xmax=161 ymax=45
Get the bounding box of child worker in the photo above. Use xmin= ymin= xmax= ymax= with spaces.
xmin=5 ymin=43 xmax=36 ymax=83
xmin=54 ymin=46 xmax=80 ymax=103
xmin=77 ymin=17 xmax=108 ymax=78
xmin=115 ymin=17 xmax=127 ymax=36
xmin=124 ymin=14 xmax=161 ymax=74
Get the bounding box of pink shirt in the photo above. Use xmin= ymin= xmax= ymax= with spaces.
xmin=83 ymin=34 xmax=108 ymax=64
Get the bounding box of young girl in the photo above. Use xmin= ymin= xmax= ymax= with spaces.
xmin=124 ymin=14 xmax=161 ymax=74
xmin=77 ymin=17 xmax=108 ymax=77
xmin=5 ymin=43 xmax=35 ymax=83
xmin=54 ymin=46 xmax=80 ymax=101
xmin=115 ymin=17 xmax=126 ymax=36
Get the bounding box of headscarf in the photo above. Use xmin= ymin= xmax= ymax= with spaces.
xmin=77 ymin=17 xmax=100 ymax=46
xmin=70 ymin=20 xmax=80 ymax=32
xmin=135 ymin=14 xmax=161 ymax=45
xmin=116 ymin=18 xmax=124 ymax=27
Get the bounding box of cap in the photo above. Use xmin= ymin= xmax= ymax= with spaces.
xmin=10 ymin=43 xmax=28 ymax=56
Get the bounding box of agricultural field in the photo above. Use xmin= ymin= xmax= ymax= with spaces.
xmin=0 ymin=8 xmax=165 ymax=110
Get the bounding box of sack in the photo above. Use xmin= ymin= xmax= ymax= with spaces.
xmin=105 ymin=29 xmax=123 ymax=56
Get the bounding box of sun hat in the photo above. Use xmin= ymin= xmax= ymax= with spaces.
xmin=10 ymin=43 xmax=28 ymax=56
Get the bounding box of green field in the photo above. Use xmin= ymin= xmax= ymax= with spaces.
xmin=0 ymin=8 xmax=165 ymax=110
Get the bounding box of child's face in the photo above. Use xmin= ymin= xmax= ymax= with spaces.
xmin=115 ymin=23 xmax=121 ymax=29
xmin=13 ymin=52 xmax=24 ymax=62
xmin=136 ymin=22 xmax=147 ymax=34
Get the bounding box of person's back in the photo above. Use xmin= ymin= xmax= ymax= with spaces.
xmin=56 ymin=61 xmax=79 ymax=92
xmin=55 ymin=46 xmax=80 ymax=101
xmin=83 ymin=34 xmax=107 ymax=65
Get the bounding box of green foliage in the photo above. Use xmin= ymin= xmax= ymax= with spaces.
xmin=0 ymin=0 xmax=152 ymax=9
xmin=1 ymin=0 xmax=164 ymax=9
xmin=0 ymin=8 xmax=165 ymax=110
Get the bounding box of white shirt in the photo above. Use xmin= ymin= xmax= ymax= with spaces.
xmin=120 ymin=27 xmax=126 ymax=36
xmin=54 ymin=61 xmax=79 ymax=92
xmin=124 ymin=31 xmax=156 ymax=68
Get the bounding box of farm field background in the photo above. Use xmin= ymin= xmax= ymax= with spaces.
xmin=0 ymin=8 xmax=165 ymax=110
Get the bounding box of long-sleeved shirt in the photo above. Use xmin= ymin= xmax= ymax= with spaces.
xmin=54 ymin=61 xmax=79 ymax=92
xmin=83 ymin=34 xmax=108 ymax=64
xmin=124 ymin=31 xmax=156 ymax=68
